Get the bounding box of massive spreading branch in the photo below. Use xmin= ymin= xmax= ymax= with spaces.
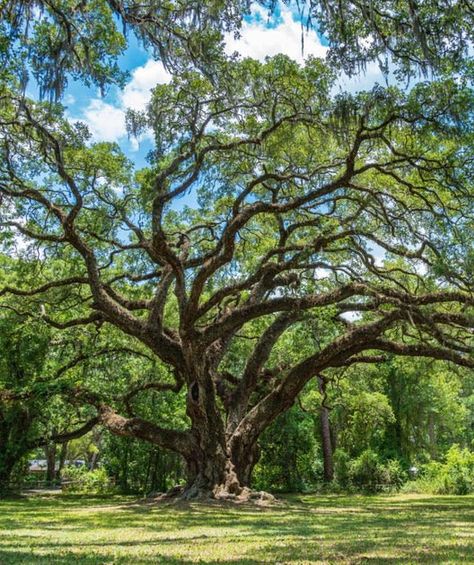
xmin=1 ymin=54 xmax=474 ymax=498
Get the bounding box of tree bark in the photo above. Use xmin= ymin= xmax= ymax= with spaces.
xmin=181 ymin=416 xmax=264 ymax=498
xmin=183 ymin=371 xmax=242 ymax=498
xmin=56 ymin=442 xmax=68 ymax=480
xmin=319 ymin=377 xmax=334 ymax=482
xmin=45 ymin=443 xmax=57 ymax=484
xmin=229 ymin=436 xmax=260 ymax=487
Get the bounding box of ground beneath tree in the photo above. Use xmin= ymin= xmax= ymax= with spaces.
xmin=0 ymin=492 xmax=473 ymax=563
xmin=148 ymin=485 xmax=278 ymax=507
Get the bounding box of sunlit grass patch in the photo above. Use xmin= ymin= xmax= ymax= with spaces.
xmin=0 ymin=492 xmax=473 ymax=563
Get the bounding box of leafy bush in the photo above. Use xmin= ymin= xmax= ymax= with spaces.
xmin=103 ymin=434 xmax=184 ymax=494
xmin=404 ymin=446 xmax=474 ymax=495
xmin=253 ymin=406 xmax=321 ymax=492
xmin=348 ymin=449 xmax=381 ymax=492
xmin=61 ymin=466 xmax=115 ymax=494
xmin=334 ymin=449 xmax=351 ymax=488
xmin=335 ymin=449 xmax=406 ymax=493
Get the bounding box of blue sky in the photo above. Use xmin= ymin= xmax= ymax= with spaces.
xmin=62 ymin=4 xmax=389 ymax=170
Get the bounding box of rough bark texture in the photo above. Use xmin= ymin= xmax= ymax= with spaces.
xmin=319 ymin=377 xmax=334 ymax=482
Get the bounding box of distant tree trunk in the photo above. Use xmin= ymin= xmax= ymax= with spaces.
xmin=89 ymin=450 xmax=99 ymax=471
xmin=45 ymin=443 xmax=56 ymax=484
xmin=0 ymin=453 xmax=17 ymax=492
xmin=56 ymin=442 xmax=68 ymax=480
xmin=149 ymin=449 xmax=166 ymax=492
xmin=428 ymin=413 xmax=437 ymax=458
xmin=120 ymin=443 xmax=130 ymax=493
xmin=89 ymin=428 xmax=102 ymax=471
xmin=319 ymin=377 xmax=334 ymax=482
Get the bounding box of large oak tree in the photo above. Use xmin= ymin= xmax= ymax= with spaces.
xmin=2 ymin=53 xmax=474 ymax=497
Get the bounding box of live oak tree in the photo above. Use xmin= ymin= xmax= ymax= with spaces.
xmin=1 ymin=46 xmax=474 ymax=498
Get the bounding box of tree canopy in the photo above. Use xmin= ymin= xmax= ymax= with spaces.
xmin=1 ymin=0 xmax=474 ymax=499
xmin=2 ymin=0 xmax=474 ymax=99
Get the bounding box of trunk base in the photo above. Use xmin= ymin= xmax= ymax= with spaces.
xmin=150 ymin=484 xmax=276 ymax=505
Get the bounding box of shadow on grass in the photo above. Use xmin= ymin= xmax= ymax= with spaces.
xmin=0 ymin=493 xmax=473 ymax=563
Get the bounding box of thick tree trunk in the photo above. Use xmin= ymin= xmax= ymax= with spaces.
xmin=230 ymin=437 xmax=260 ymax=487
xmin=183 ymin=449 xmax=241 ymax=499
xmin=180 ymin=356 xmax=243 ymax=499
xmin=181 ymin=437 xmax=266 ymax=500
xmin=179 ymin=356 xmax=270 ymax=499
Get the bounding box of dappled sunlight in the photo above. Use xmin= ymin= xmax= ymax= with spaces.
xmin=1 ymin=493 xmax=473 ymax=563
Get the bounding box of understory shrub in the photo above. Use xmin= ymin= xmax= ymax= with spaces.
xmin=103 ymin=434 xmax=185 ymax=494
xmin=61 ymin=466 xmax=115 ymax=494
xmin=253 ymin=406 xmax=321 ymax=492
xmin=335 ymin=449 xmax=406 ymax=493
xmin=403 ymin=446 xmax=474 ymax=495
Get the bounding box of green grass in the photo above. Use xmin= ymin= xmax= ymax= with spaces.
xmin=0 ymin=492 xmax=473 ymax=563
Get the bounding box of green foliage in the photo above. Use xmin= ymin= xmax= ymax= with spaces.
xmin=333 ymin=448 xmax=351 ymax=488
xmin=406 ymin=446 xmax=474 ymax=495
xmin=340 ymin=392 xmax=395 ymax=454
xmin=103 ymin=435 xmax=184 ymax=494
xmin=335 ymin=449 xmax=406 ymax=493
xmin=0 ymin=314 xmax=52 ymax=486
xmin=1 ymin=0 xmax=127 ymax=100
xmin=61 ymin=467 xmax=114 ymax=495
xmin=253 ymin=406 xmax=321 ymax=492
xmin=3 ymin=0 xmax=473 ymax=104
xmin=384 ymin=359 xmax=470 ymax=462
xmin=1 ymin=0 xmax=474 ymax=500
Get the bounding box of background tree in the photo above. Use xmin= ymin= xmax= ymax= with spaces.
xmin=0 ymin=254 xmax=160 ymax=490
xmin=0 ymin=312 xmax=99 ymax=489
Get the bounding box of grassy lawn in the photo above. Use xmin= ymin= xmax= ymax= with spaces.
xmin=0 ymin=492 xmax=473 ymax=563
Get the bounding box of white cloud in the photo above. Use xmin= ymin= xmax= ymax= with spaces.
xmin=335 ymin=61 xmax=387 ymax=93
xmin=64 ymin=94 xmax=76 ymax=106
xmin=223 ymin=6 xmax=391 ymax=92
xmin=224 ymin=6 xmax=327 ymax=63
xmin=81 ymin=99 xmax=127 ymax=142
xmin=122 ymin=60 xmax=171 ymax=111
xmin=333 ymin=60 xmax=401 ymax=95
xmin=75 ymin=60 xmax=170 ymax=146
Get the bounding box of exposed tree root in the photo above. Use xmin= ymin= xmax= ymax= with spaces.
xmin=148 ymin=485 xmax=277 ymax=506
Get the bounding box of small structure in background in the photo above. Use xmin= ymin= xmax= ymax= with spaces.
xmin=28 ymin=459 xmax=87 ymax=473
